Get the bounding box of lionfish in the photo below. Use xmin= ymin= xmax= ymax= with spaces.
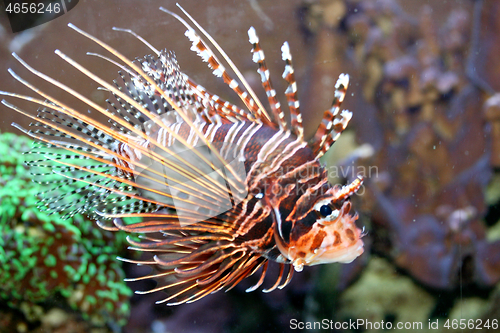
xmin=1 ymin=5 xmax=364 ymax=305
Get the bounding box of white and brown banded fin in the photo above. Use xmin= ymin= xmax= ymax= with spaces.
xmin=281 ymin=42 xmax=304 ymax=140
xmin=248 ymin=27 xmax=287 ymax=131
xmin=185 ymin=78 xmax=257 ymax=123
xmin=315 ymin=109 xmax=352 ymax=159
xmin=167 ymin=4 xmax=273 ymax=124
xmin=309 ymin=74 xmax=350 ymax=158
xmin=100 ymin=50 xmax=241 ymax=128
xmin=160 ymin=7 xmax=272 ymax=127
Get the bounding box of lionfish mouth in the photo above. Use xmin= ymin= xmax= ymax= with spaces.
xmin=291 ymin=236 xmax=364 ymax=272
xmin=310 ymin=238 xmax=364 ymax=264
xmin=287 ymin=177 xmax=366 ymax=272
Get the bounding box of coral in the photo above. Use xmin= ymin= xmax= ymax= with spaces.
xmin=337 ymin=257 xmax=435 ymax=331
xmin=484 ymin=94 xmax=500 ymax=168
xmin=296 ymin=2 xmax=500 ymax=331
xmin=338 ymin=0 xmax=500 ymax=289
xmin=0 ymin=132 xmax=132 ymax=329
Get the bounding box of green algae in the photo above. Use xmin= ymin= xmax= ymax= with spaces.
xmin=0 ymin=132 xmax=132 ymax=327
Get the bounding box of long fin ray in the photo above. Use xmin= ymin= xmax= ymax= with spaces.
xmin=63 ymin=24 xmax=245 ymax=197
xmin=309 ymin=74 xmax=350 ymax=158
xmin=171 ymin=4 xmax=272 ymax=123
xmin=159 ymin=7 xmax=272 ymax=126
xmin=54 ymin=45 xmax=244 ymax=192
xmin=281 ymin=41 xmax=304 ymax=140
xmin=4 ymin=63 xmax=229 ymax=200
xmin=2 ymin=97 xmax=230 ymax=216
xmin=248 ymin=27 xmax=287 ymax=131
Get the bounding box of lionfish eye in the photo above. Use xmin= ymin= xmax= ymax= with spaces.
xmin=319 ymin=205 xmax=333 ymax=217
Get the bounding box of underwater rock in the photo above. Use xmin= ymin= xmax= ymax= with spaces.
xmin=337 ymin=257 xmax=434 ymax=332
xmin=338 ymin=0 xmax=500 ymax=290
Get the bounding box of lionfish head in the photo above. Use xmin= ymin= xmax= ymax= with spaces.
xmin=274 ymin=176 xmax=365 ymax=272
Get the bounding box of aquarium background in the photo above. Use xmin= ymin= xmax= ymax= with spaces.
xmin=1 ymin=0 xmax=499 ymax=332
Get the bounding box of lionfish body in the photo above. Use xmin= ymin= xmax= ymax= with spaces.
xmin=2 ymin=6 xmax=364 ymax=305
